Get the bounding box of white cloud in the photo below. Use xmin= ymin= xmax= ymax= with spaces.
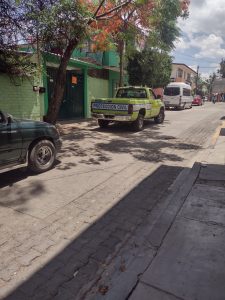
xmin=176 ymin=0 xmax=225 ymax=60
xmin=179 ymin=0 xmax=225 ymax=37
xmin=173 ymin=0 xmax=225 ymax=79
xmin=191 ymin=34 xmax=225 ymax=59
xmin=174 ymin=37 xmax=190 ymax=50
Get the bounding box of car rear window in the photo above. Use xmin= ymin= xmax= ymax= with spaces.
xmin=116 ymin=88 xmax=147 ymax=99
xmin=164 ymin=87 xmax=180 ymax=96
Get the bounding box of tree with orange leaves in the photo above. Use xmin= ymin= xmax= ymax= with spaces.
xmin=45 ymin=0 xmax=136 ymax=123
xmin=1 ymin=0 xmax=136 ymax=123
xmin=88 ymin=0 xmax=190 ymax=86
xmin=1 ymin=0 xmax=190 ymax=123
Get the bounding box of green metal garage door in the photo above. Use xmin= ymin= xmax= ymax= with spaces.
xmin=47 ymin=68 xmax=84 ymax=119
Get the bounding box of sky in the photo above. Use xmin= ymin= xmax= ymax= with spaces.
xmin=172 ymin=0 xmax=225 ymax=79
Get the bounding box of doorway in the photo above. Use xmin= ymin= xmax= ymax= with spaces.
xmin=47 ymin=68 xmax=84 ymax=119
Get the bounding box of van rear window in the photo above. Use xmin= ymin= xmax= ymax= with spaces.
xmin=164 ymin=87 xmax=180 ymax=96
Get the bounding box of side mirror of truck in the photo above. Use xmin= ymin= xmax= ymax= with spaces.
xmin=0 ymin=111 xmax=7 ymax=124
xmin=0 ymin=111 xmax=12 ymax=125
xmin=7 ymin=116 xmax=12 ymax=124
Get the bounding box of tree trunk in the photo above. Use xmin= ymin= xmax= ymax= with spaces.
xmin=45 ymin=40 xmax=78 ymax=124
xmin=118 ymin=40 xmax=125 ymax=87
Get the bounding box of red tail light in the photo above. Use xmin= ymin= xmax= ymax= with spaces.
xmin=128 ymin=104 xmax=133 ymax=114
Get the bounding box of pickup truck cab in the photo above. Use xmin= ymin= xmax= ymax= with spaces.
xmin=0 ymin=111 xmax=62 ymax=173
xmin=91 ymin=86 xmax=165 ymax=131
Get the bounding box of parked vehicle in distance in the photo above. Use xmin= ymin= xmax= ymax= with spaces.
xmin=0 ymin=111 xmax=62 ymax=173
xmin=91 ymin=86 xmax=165 ymax=131
xmin=192 ymin=95 xmax=203 ymax=106
xmin=163 ymin=82 xmax=193 ymax=110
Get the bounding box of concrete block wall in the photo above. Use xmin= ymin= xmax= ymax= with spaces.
xmin=0 ymin=73 xmax=44 ymax=120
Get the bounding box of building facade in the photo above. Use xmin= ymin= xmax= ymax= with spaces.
xmin=170 ymin=63 xmax=197 ymax=89
xmin=0 ymin=72 xmax=45 ymax=120
xmin=0 ymin=49 xmax=125 ymax=121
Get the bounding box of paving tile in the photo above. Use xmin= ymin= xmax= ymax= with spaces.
xmin=141 ymin=217 xmax=225 ymax=300
xmin=129 ymin=282 xmax=180 ymax=300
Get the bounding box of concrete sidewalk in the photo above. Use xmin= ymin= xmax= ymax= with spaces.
xmin=129 ymin=126 xmax=225 ymax=299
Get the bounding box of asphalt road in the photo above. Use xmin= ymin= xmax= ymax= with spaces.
xmin=0 ymin=102 xmax=225 ymax=299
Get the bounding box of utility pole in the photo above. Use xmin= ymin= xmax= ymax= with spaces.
xmin=195 ymin=65 xmax=199 ymax=94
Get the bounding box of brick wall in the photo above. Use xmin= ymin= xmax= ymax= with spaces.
xmin=0 ymin=73 xmax=44 ymax=120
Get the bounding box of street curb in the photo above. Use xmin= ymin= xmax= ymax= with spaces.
xmin=211 ymin=120 xmax=225 ymax=147
xmin=145 ymin=162 xmax=201 ymax=248
xmin=168 ymin=167 xmax=191 ymax=192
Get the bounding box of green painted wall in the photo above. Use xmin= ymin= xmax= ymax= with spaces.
xmin=108 ymin=70 xmax=129 ymax=97
xmin=103 ymin=51 xmax=119 ymax=67
xmin=71 ymin=49 xmax=86 ymax=59
xmin=109 ymin=70 xmax=120 ymax=97
xmin=87 ymin=76 xmax=109 ymax=117
xmin=0 ymin=73 xmax=44 ymax=120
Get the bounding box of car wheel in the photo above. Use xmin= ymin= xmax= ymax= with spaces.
xmin=154 ymin=108 xmax=165 ymax=124
xmin=98 ymin=119 xmax=110 ymax=128
xmin=28 ymin=140 xmax=56 ymax=173
xmin=132 ymin=113 xmax=144 ymax=131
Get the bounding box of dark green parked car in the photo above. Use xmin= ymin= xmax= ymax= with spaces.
xmin=0 ymin=111 xmax=62 ymax=173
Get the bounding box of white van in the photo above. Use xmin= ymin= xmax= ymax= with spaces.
xmin=163 ymin=82 xmax=193 ymax=110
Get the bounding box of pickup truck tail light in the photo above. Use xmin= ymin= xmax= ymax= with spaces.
xmin=128 ymin=104 xmax=133 ymax=114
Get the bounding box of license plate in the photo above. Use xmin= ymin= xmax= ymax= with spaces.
xmin=92 ymin=103 xmax=128 ymax=111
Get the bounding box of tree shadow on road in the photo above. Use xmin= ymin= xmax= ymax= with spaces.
xmin=94 ymin=120 xmax=201 ymax=163
xmin=56 ymin=120 xmax=201 ymax=169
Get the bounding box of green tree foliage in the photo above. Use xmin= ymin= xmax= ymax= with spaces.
xmin=147 ymin=0 xmax=183 ymax=51
xmin=219 ymin=59 xmax=225 ymax=78
xmin=127 ymin=49 xmax=172 ymax=87
xmin=0 ymin=1 xmax=34 ymax=76
xmin=0 ymin=0 xmax=189 ymax=122
xmin=126 ymin=0 xmax=189 ymax=88
xmin=205 ymin=72 xmax=217 ymax=95
xmin=0 ymin=0 xmax=133 ymax=123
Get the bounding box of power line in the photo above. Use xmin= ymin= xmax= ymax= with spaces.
xmin=199 ymin=66 xmax=219 ymax=69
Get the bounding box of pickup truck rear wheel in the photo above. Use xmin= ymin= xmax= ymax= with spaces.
xmin=154 ymin=108 xmax=165 ymax=124
xmin=98 ymin=119 xmax=110 ymax=128
xmin=28 ymin=140 xmax=56 ymax=173
xmin=132 ymin=113 xmax=144 ymax=131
